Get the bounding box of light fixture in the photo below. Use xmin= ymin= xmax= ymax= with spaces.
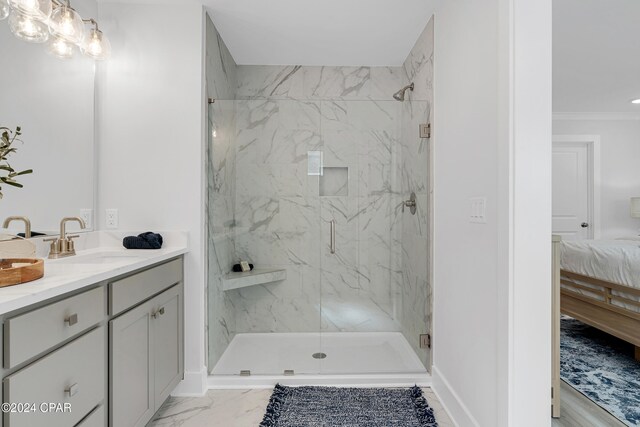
xmin=8 ymin=9 xmax=48 ymax=42
xmin=0 ymin=0 xmax=10 ymax=20
xmin=48 ymin=0 xmax=83 ymax=43
xmin=80 ymin=20 xmax=110 ymax=60
xmin=2 ymin=0 xmax=110 ymax=60
xmin=46 ymin=34 xmax=74 ymax=58
xmin=631 ymin=197 xmax=640 ymax=218
xmin=8 ymin=0 xmax=50 ymax=19
xmin=632 ymin=99 xmax=640 ymax=105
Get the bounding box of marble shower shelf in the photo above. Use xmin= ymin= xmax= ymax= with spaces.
xmin=222 ymin=268 xmax=287 ymax=291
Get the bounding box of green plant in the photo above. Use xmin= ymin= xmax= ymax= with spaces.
xmin=0 ymin=126 xmax=33 ymax=199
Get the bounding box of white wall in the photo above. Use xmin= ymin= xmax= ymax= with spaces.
xmin=553 ymin=118 xmax=640 ymax=238
xmin=96 ymin=2 xmax=207 ymax=394
xmin=432 ymin=0 xmax=552 ymax=425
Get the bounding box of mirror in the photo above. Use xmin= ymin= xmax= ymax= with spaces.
xmin=0 ymin=0 xmax=97 ymax=237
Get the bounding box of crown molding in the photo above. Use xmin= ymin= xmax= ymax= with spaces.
xmin=553 ymin=112 xmax=640 ymax=121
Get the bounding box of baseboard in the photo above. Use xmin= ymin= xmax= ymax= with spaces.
xmin=432 ymin=365 xmax=480 ymax=427
xmin=207 ymin=372 xmax=432 ymax=389
xmin=170 ymin=367 xmax=208 ymax=397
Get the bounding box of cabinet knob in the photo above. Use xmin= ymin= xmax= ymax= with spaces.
xmin=65 ymin=383 xmax=79 ymax=397
xmin=151 ymin=307 xmax=165 ymax=319
xmin=65 ymin=313 xmax=78 ymax=326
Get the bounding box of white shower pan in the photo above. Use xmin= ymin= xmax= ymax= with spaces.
xmin=208 ymin=332 xmax=431 ymax=389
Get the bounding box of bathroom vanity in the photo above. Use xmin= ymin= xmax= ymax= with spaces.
xmin=0 ymin=232 xmax=187 ymax=427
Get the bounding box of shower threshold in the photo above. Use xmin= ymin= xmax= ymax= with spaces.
xmin=208 ymin=332 xmax=431 ymax=389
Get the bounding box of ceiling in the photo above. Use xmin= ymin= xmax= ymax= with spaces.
xmin=203 ymin=0 xmax=437 ymax=66
xmin=553 ymin=0 xmax=640 ymax=113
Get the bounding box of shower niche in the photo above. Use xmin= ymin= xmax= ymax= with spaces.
xmin=319 ymin=167 xmax=348 ymax=196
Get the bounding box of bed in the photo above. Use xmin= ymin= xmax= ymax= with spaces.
xmin=560 ymin=238 xmax=640 ymax=361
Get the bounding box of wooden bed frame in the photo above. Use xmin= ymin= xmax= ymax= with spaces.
xmin=560 ymin=269 xmax=640 ymax=362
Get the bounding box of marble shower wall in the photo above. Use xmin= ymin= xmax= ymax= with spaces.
xmin=399 ymin=17 xmax=434 ymax=368
xmin=230 ymin=65 xmax=409 ymax=334
xmin=205 ymin=14 xmax=238 ymax=369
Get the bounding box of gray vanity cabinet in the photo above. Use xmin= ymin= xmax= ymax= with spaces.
xmin=0 ymin=257 xmax=184 ymax=427
xmin=109 ymin=259 xmax=183 ymax=427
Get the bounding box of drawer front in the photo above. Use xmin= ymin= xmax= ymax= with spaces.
xmin=4 ymin=286 xmax=105 ymax=369
xmin=109 ymin=258 xmax=182 ymax=316
xmin=77 ymin=404 xmax=105 ymax=427
xmin=3 ymin=327 xmax=105 ymax=427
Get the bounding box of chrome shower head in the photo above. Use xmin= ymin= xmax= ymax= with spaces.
xmin=393 ymin=82 xmax=414 ymax=101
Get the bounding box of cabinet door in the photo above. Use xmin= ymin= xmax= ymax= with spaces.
xmin=109 ymin=300 xmax=153 ymax=427
xmin=151 ymin=284 xmax=183 ymax=409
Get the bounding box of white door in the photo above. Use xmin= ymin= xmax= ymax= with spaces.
xmin=552 ymin=143 xmax=592 ymax=239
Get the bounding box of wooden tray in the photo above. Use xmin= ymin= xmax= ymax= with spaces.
xmin=0 ymin=259 xmax=44 ymax=287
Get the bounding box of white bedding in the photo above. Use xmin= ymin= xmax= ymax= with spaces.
xmin=560 ymin=238 xmax=640 ymax=289
xmin=560 ymin=238 xmax=640 ymax=313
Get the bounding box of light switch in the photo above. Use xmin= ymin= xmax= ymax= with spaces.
xmin=470 ymin=197 xmax=486 ymax=223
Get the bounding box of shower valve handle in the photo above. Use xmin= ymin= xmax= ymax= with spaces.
xmin=403 ymin=192 xmax=417 ymax=215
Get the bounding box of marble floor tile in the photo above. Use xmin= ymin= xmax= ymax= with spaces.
xmin=149 ymin=389 xmax=272 ymax=427
xmin=149 ymin=387 xmax=453 ymax=427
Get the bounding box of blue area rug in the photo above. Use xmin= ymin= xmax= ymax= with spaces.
xmin=561 ymin=317 xmax=640 ymax=426
xmin=260 ymin=384 xmax=438 ymax=427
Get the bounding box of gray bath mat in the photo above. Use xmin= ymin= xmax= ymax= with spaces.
xmin=259 ymin=384 xmax=438 ymax=427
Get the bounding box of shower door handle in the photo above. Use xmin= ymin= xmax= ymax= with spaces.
xmin=330 ymin=220 xmax=336 ymax=254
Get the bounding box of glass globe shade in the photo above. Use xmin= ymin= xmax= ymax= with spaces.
xmin=81 ymin=28 xmax=111 ymax=60
xmin=0 ymin=0 xmax=9 ymax=21
xmin=8 ymin=10 xmax=49 ymax=43
xmin=49 ymin=4 xmax=83 ymax=44
xmin=47 ymin=35 xmax=75 ymax=59
xmin=8 ymin=0 xmax=51 ymax=19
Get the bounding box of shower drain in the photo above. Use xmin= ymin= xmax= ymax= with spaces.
xmin=312 ymin=352 xmax=327 ymax=359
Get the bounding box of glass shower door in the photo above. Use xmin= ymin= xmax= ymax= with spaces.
xmin=316 ymin=99 xmax=430 ymax=375
xmin=316 ymin=99 xmax=403 ymax=374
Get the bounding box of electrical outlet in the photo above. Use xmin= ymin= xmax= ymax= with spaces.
xmin=106 ymin=209 xmax=118 ymax=229
xmin=80 ymin=209 xmax=93 ymax=229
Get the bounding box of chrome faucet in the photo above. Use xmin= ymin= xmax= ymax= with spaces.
xmin=45 ymin=217 xmax=86 ymax=259
xmin=2 ymin=216 xmax=32 ymax=238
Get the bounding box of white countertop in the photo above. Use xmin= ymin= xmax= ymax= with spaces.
xmin=0 ymin=231 xmax=188 ymax=316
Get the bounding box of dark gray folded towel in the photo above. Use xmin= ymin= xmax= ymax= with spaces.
xmin=123 ymin=232 xmax=163 ymax=249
